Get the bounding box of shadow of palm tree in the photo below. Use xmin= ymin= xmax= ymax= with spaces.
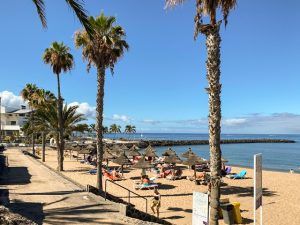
xmin=221 ymin=185 xmax=277 ymax=197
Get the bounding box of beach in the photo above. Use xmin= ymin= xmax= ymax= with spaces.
xmin=35 ymin=148 xmax=300 ymax=225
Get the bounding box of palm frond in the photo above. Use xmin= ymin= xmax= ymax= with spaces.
xmin=32 ymin=0 xmax=47 ymax=28
xmin=65 ymin=0 xmax=93 ymax=36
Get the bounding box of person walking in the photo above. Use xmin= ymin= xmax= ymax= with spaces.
xmin=151 ymin=188 xmax=161 ymax=218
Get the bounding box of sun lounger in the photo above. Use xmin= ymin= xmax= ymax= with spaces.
xmin=229 ymin=170 xmax=247 ymax=179
xmin=134 ymin=182 xmax=159 ymax=190
xmin=88 ymin=169 xmax=97 ymax=175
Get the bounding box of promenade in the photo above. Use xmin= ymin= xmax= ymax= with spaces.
xmin=0 ymin=148 xmax=126 ymax=225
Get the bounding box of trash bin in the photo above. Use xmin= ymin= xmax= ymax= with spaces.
xmin=232 ymin=202 xmax=243 ymax=224
xmin=220 ymin=203 xmax=234 ymax=225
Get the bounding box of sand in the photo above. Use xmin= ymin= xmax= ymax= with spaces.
xmin=35 ymin=148 xmax=300 ymax=225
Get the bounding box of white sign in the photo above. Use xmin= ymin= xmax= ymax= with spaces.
xmin=254 ymin=153 xmax=263 ymax=225
xmin=192 ymin=192 xmax=209 ymax=225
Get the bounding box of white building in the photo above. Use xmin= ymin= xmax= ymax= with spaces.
xmin=0 ymin=105 xmax=32 ymax=136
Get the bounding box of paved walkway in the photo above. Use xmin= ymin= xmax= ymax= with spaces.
xmin=0 ymin=149 xmax=127 ymax=225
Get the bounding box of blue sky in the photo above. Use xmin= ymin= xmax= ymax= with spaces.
xmin=0 ymin=0 xmax=300 ymax=133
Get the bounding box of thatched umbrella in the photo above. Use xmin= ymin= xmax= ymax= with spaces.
xmin=110 ymin=144 xmax=122 ymax=157
xmin=126 ymin=149 xmax=141 ymax=157
xmin=181 ymin=148 xmax=196 ymax=158
xmin=144 ymin=145 xmax=157 ymax=158
xmin=72 ymin=145 xmax=82 ymax=161
xmin=162 ymin=147 xmax=176 ymax=156
xmin=132 ymin=156 xmax=154 ymax=176
xmin=163 ymin=154 xmax=182 ymax=164
xmin=120 ymin=144 xmax=129 ymax=151
xmin=113 ymin=151 xmax=131 ymax=176
xmin=183 ymin=155 xmax=206 ymax=179
xmin=129 ymin=144 xmax=140 ymax=151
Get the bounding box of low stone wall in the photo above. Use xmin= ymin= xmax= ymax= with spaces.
xmin=87 ymin=185 xmax=172 ymax=225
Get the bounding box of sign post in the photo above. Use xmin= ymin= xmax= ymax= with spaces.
xmin=254 ymin=153 xmax=263 ymax=225
xmin=192 ymin=192 xmax=209 ymax=225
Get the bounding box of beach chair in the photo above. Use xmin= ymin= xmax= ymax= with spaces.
xmin=134 ymin=183 xmax=159 ymax=190
xmin=166 ymin=169 xmax=183 ymax=180
xmin=88 ymin=169 xmax=97 ymax=175
xmin=230 ymin=170 xmax=247 ymax=179
xmin=225 ymin=166 xmax=232 ymax=175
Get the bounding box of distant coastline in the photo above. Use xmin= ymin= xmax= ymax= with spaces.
xmin=135 ymin=139 xmax=295 ymax=148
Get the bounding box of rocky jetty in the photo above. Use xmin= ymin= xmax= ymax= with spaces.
xmin=135 ymin=139 xmax=295 ymax=148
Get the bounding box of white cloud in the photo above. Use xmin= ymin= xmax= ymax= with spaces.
xmin=69 ymin=102 xmax=96 ymax=119
xmin=142 ymin=119 xmax=161 ymax=125
xmin=222 ymin=118 xmax=247 ymax=126
xmin=0 ymin=91 xmax=27 ymax=109
xmin=112 ymin=114 xmax=130 ymax=122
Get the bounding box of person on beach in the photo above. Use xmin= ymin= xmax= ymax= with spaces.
xmin=151 ymin=188 xmax=161 ymax=217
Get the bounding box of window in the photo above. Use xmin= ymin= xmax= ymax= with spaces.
xmin=10 ymin=121 xmax=16 ymax=125
xmin=19 ymin=114 xmax=25 ymax=117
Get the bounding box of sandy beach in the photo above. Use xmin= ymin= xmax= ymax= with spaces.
xmin=35 ymin=148 xmax=300 ymax=225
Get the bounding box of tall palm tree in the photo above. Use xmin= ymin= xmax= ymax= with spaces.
xmin=32 ymin=0 xmax=93 ymax=35
xmin=43 ymin=42 xmax=74 ymax=171
xmin=109 ymin=124 xmax=121 ymax=139
xmin=125 ymin=125 xmax=136 ymax=139
xmin=21 ymin=83 xmax=39 ymax=155
xmin=75 ymin=13 xmax=129 ymax=190
xmin=165 ymin=1 xmax=237 ymax=224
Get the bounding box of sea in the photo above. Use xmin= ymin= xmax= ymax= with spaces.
xmin=104 ymin=133 xmax=300 ymax=173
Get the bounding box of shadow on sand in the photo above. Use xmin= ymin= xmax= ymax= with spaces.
xmin=221 ymin=185 xmax=277 ymax=197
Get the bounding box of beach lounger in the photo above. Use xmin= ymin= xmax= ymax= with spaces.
xmin=229 ymin=170 xmax=247 ymax=179
xmin=134 ymin=182 xmax=159 ymax=190
xmin=88 ymin=169 xmax=97 ymax=175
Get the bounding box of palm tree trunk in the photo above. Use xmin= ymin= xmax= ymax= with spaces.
xmin=96 ymin=66 xmax=105 ymax=191
xmin=203 ymin=23 xmax=222 ymax=225
xmin=42 ymin=131 xmax=46 ymax=162
xmin=56 ymin=134 xmax=61 ymax=170
xmin=31 ymin=107 xmax=35 ymax=156
xmin=56 ymin=74 xmax=64 ymax=171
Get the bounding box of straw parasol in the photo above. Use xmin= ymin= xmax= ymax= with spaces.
xmin=132 ymin=156 xmax=154 ymax=176
xmin=86 ymin=145 xmax=95 ymax=150
xmin=129 ymin=144 xmax=140 ymax=151
xmin=113 ymin=151 xmax=131 ymax=176
xmin=183 ymin=155 xmax=206 ymax=178
xmin=120 ymin=144 xmax=129 ymax=151
xmin=181 ymin=148 xmax=196 ymax=158
xmin=162 ymin=147 xmax=176 ymax=156
xmin=144 ymin=145 xmax=157 ymax=158
xmin=163 ymin=154 xmax=182 ymax=164
xmin=110 ymin=144 xmax=122 ymax=156
xmin=126 ymin=149 xmax=141 ymax=157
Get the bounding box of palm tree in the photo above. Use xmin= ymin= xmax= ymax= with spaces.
xmin=109 ymin=124 xmax=121 ymax=139
xmin=165 ymin=1 xmax=237 ymax=224
xmin=32 ymin=0 xmax=92 ymax=35
xmin=124 ymin=125 xmax=136 ymax=139
xmin=75 ymin=13 xmax=129 ymax=190
xmin=102 ymin=126 xmax=109 ymax=134
xmin=34 ymin=88 xmax=56 ymax=162
xmin=34 ymin=102 xmax=85 ymax=165
xmin=21 ymin=83 xmax=39 ymax=155
xmin=43 ymin=41 xmax=74 ymax=171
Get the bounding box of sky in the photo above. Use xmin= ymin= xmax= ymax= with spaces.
xmin=0 ymin=0 xmax=300 ymax=134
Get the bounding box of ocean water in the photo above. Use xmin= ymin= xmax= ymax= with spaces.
xmin=104 ymin=133 xmax=300 ymax=172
